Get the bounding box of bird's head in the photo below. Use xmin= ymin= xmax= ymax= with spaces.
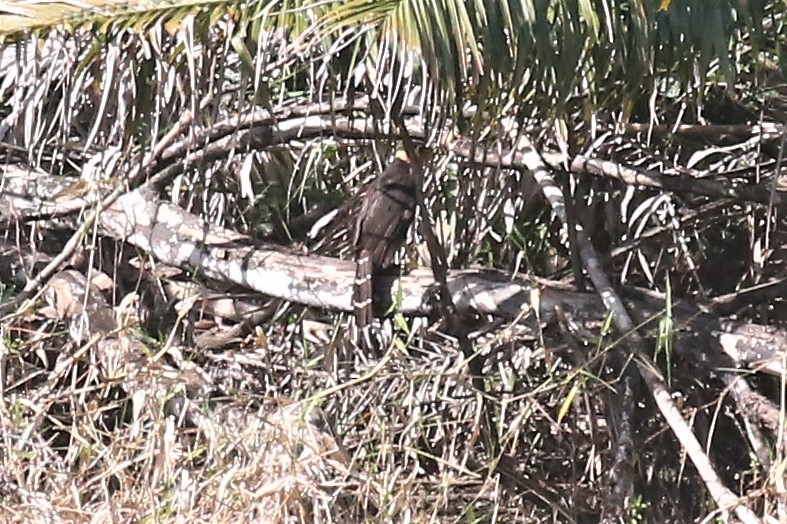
xmin=394 ymin=144 xmax=431 ymax=165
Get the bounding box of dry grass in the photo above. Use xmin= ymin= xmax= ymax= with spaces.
xmin=0 ymin=298 xmax=624 ymax=523
xmin=1 ymin=6 xmax=786 ymax=521
xmin=4 ymin=291 xmax=765 ymax=523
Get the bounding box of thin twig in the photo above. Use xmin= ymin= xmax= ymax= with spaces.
xmin=0 ymin=100 xmax=205 ymax=319
xmin=516 ymin=136 xmax=762 ymax=524
xmin=390 ymin=110 xmax=501 ymax=459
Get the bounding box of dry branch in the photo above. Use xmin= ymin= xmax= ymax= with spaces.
xmin=623 ymin=122 xmax=785 ymax=140
xmin=451 ymin=138 xmax=787 ymax=212
xmin=1 ymin=165 xmax=785 ymax=381
xmin=515 ymin=138 xmax=762 ymax=524
xmin=84 ymin=97 xmax=785 ymax=215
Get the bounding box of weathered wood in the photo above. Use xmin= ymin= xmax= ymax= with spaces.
xmin=1 ymin=165 xmax=786 ymax=377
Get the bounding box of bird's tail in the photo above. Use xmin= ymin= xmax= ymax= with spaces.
xmin=353 ymin=250 xmax=374 ymax=331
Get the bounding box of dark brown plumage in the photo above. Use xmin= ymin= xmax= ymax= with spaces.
xmin=353 ymin=151 xmax=417 ymax=330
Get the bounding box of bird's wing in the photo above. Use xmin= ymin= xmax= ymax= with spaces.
xmin=359 ymin=189 xmax=405 ymax=241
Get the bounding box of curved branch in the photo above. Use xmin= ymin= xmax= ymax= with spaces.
xmin=1 ymin=165 xmax=784 ymax=381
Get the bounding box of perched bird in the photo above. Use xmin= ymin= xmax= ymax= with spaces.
xmin=353 ymin=150 xmax=417 ymax=332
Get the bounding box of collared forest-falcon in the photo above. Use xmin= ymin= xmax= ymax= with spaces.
xmin=352 ymin=150 xmax=417 ymax=330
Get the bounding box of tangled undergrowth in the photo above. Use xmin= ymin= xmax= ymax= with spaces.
xmin=2 ymin=2 xmax=787 ymax=522
xmin=0 ymin=254 xmax=782 ymax=523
